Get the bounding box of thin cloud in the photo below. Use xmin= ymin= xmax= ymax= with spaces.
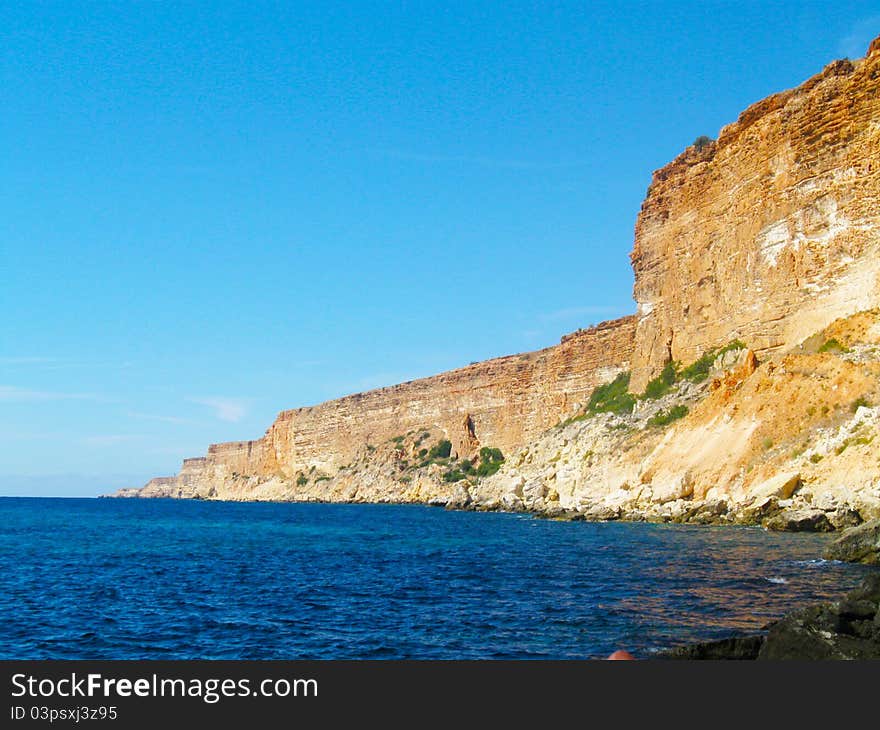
xmin=187 ymin=396 xmax=250 ymax=423
xmin=0 ymin=356 xmax=58 ymax=366
xmin=0 ymin=357 xmax=134 ymax=371
xmin=0 ymin=385 xmax=101 ymax=402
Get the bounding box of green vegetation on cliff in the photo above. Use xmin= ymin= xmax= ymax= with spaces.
xmin=641 ymin=339 xmax=747 ymax=398
xmin=692 ymin=134 xmax=713 ymax=151
xmin=586 ymin=372 xmax=636 ymax=415
xmin=428 ymin=440 xmax=452 ymax=459
xmin=647 ymin=404 xmax=689 ymax=427
xmin=679 ymin=340 xmax=746 ymax=383
xmin=443 ymin=446 xmax=505 ymax=483
xmin=642 ymin=361 xmax=678 ymax=399
xmin=818 ymin=338 xmax=848 ymax=354
xmin=476 ymin=447 xmax=504 ymax=477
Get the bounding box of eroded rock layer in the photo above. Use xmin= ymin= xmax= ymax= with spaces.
xmin=630 ymin=43 xmax=880 ymax=391
xmin=135 ymin=316 xmax=636 ymax=499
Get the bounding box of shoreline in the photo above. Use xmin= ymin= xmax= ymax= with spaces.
xmin=100 ymin=490 xmax=862 ymax=534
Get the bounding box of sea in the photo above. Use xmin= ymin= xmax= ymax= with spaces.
xmin=0 ymin=497 xmax=871 ymax=659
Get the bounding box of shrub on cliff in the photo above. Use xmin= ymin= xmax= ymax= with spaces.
xmin=641 ymin=340 xmax=748 ymax=397
xmin=428 ymin=440 xmax=452 ymax=459
xmin=647 ymin=404 xmax=689 ymax=427
xmin=818 ymin=338 xmax=849 ymax=354
xmin=693 ymin=135 xmax=713 ymax=151
xmin=587 ymin=372 xmax=636 ymax=415
xmin=679 ymin=340 xmax=747 ymax=383
xmin=476 ymin=447 xmax=504 ymax=477
xmin=642 ymin=361 xmax=678 ymax=399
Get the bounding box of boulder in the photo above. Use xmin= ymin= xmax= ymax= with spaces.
xmin=763 ymin=509 xmax=833 ymax=532
xmin=709 ymin=347 xmax=757 ymax=381
xmin=849 ymin=573 xmax=880 ymax=603
xmin=751 ymin=472 xmax=802 ymax=503
xmin=522 ymin=478 xmax=548 ymax=506
xmin=678 ymin=499 xmax=729 ymax=525
xmin=651 ymin=471 xmax=694 ymax=504
xmin=583 ymin=504 xmax=621 ymax=521
xmin=823 ymin=518 xmax=880 ymax=565
xmin=445 ymin=484 xmax=472 ymax=510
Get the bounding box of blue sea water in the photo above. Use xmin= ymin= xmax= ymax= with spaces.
xmin=0 ymin=497 xmax=871 ymax=659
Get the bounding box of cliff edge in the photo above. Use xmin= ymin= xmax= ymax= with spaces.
xmin=114 ymin=36 xmax=880 ymax=529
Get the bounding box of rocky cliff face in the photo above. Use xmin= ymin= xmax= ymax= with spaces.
xmin=630 ymin=42 xmax=880 ymax=391
xmin=117 ymin=37 xmax=880 ymax=528
xmin=474 ymin=309 xmax=880 ymax=529
xmin=130 ymin=316 xmax=636 ymax=500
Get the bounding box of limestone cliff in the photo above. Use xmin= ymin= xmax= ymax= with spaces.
xmin=475 ymin=310 xmax=880 ymax=529
xmin=116 ymin=36 xmax=880 ymax=528
xmin=630 ymin=41 xmax=880 ymax=391
xmin=130 ymin=316 xmax=636 ymax=500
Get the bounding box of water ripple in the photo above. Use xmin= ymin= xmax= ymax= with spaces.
xmin=0 ymin=497 xmax=871 ymax=659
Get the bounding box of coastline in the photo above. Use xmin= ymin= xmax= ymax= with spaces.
xmin=112 ymin=312 xmax=880 ymax=534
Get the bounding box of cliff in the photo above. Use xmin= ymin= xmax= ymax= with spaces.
xmin=116 ymin=36 xmax=880 ymax=528
xmin=474 ymin=309 xmax=880 ymax=528
xmin=129 ymin=316 xmax=636 ymax=500
xmin=630 ymin=43 xmax=880 ymax=391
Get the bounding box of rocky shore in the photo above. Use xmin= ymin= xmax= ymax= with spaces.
xmin=657 ymin=518 xmax=880 ymax=659
xmin=111 ymin=312 xmax=880 ymax=533
xmin=661 ymin=571 xmax=880 ymax=660
xmin=824 ymin=519 xmax=880 ymax=565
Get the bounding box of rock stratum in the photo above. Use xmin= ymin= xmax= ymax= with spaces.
xmin=115 ymin=37 xmax=880 ymax=530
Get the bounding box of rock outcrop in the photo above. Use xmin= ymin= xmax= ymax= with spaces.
xmin=630 ymin=44 xmax=880 ymax=391
xmin=825 ymin=519 xmax=880 ymax=565
xmin=122 ymin=317 xmax=637 ymax=501
xmin=115 ymin=37 xmax=880 ymax=527
xmin=470 ymin=312 xmax=880 ymax=527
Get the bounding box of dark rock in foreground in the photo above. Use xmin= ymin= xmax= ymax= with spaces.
xmin=661 ymin=635 xmax=765 ymax=660
xmin=661 ymin=573 xmax=880 ymax=660
xmin=824 ymin=519 xmax=880 ymax=565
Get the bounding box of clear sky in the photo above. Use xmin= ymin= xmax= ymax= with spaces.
xmin=2 ymin=2 xmax=878 ymax=496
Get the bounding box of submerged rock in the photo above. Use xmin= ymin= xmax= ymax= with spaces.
xmin=824 ymin=519 xmax=880 ymax=565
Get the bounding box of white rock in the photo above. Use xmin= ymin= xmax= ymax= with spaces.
xmin=750 ymin=472 xmax=801 ymax=503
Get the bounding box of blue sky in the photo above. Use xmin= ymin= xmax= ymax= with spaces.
xmin=2 ymin=2 xmax=878 ymax=496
